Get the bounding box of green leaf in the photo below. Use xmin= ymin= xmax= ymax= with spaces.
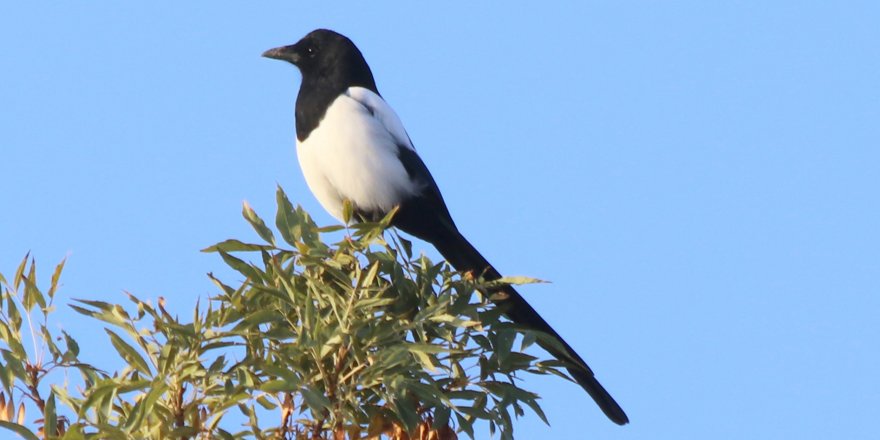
xmin=410 ymin=348 xmax=437 ymax=372
xmin=260 ymin=379 xmax=297 ymax=393
xmin=397 ymin=235 xmax=414 ymax=260
xmin=218 ymin=251 xmax=264 ymax=283
xmin=0 ymin=421 xmax=39 ymax=440
xmin=22 ymin=259 xmax=47 ymax=312
xmin=5 ymin=294 xmax=21 ymax=333
xmin=1 ymin=350 xmax=26 ymax=382
xmin=0 ymin=360 xmax=13 ymax=394
xmin=47 ymin=257 xmax=67 ymax=301
xmin=59 ymin=423 xmax=86 ymax=440
xmin=61 ymin=330 xmax=80 ymax=361
xmin=317 ymin=224 xmax=346 ymax=233
xmin=242 ymin=201 xmax=276 ymax=246
xmin=319 ymin=333 xmax=343 ymax=358
xmin=392 ymin=397 xmax=420 ymax=433
xmin=342 ymin=198 xmax=353 ymax=224
xmin=493 ymin=328 xmax=517 ymax=365
xmin=256 ymin=394 xmax=277 ymax=410
xmin=12 ymin=252 xmax=30 ymax=291
xmin=42 ymin=325 xmax=62 ymax=360
xmin=168 ymin=427 xmax=200 ymax=438
xmin=158 ymin=343 xmax=179 ymax=376
xmin=123 ymin=380 xmax=167 ymax=431
xmin=434 ymin=406 xmax=451 ymax=430
xmin=492 ymin=275 xmax=547 ymax=286
xmin=70 ymin=299 xmax=129 ymax=327
xmin=522 ymin=395 xmax=550 ymax=426
xmin=105 ymin=329 xmax=152 ymax=375
xmin=275 ymin=185 xmax=298 ymax=246
xmin=520 ymin=331 xmax=537 ymax=351
xmin=300 ymin=386 xmax=332 ymax=413
xmin=231 ymin=309 xmax=282 ymax=332
xmin=202 ymin=239 xmax=274 ymax=253
xmin=44 ymin=391 xmax=57 ymax=438
xmin=360 ymin=261 xmax=381 ymax=290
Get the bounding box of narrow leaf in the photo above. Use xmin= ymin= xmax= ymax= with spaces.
xmin=44 ymin=391 xmax=57 ymax=438
xmin=47 ymin=257 xmax=67 ymax=300
xmin=105 ymin=329 xmax=152 ymax=375
xmin=242 ymin=201 xmax=276 ymax=246
xmin=12 ymin=253 xmax=30 ymax=291
xmin=0 ymin=421 xmax=39 ymax=440
xmin=218 ymin=251 xmax=264 ymax=283
xmin=275 ymin=186 xmax=298 ymax=246
xmin=202 ymin=239 xmax=273 ymax=253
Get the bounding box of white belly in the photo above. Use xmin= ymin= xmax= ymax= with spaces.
xmin=296 ymin=92 xmax=415 ymax=222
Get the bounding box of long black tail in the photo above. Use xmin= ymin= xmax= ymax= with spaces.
xmin=432 ymin=230 xmax=629 ymax=425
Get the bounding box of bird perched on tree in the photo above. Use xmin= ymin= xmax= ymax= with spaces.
xmin=262 ymin=28 xmax=628 ymax=425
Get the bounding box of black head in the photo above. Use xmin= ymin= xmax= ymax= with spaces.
xmin=262 ymin=29 xmax=377 ymax=94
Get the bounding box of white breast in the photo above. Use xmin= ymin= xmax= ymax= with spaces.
xmin=296 ymin=87 xmax=417 ymax=222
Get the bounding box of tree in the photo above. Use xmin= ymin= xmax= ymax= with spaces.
xmin=0 ymin=187 xmax=567 ymax=439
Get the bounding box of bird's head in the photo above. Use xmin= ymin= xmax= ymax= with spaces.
xmin=262 ymin=29 xmax=375 ymax=90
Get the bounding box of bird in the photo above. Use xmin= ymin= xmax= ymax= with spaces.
xmin=262 ymin=29 xmax=628 ymax=425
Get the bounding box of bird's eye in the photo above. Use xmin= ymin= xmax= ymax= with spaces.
xmin=306 ymin=45 xmax=317 ymax=57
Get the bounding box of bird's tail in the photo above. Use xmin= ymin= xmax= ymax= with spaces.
xmin=432 ymin=231 xmax=629 ymax=425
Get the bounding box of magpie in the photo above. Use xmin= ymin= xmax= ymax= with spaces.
xmin=263 ymin=29 xmax=628 ymax=425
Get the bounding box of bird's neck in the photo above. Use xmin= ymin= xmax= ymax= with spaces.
xmin=295 ymin=77 xmax=342 ymax=141
xmin=294 ymin=71 xmax=379 ymax=141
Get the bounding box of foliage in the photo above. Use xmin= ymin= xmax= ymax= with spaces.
xmin=0 ymin=187 xmax=565 ymax=439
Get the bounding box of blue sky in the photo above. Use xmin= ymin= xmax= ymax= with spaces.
xmin=2 ymin=2 xmax=878 ymax=438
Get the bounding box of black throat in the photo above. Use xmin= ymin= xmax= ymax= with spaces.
xmin=294 ymin=58 xmax=379 ymax=141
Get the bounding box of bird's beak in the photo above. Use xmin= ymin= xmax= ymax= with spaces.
xmin=262 ymin=45 xmax=300 ymax=64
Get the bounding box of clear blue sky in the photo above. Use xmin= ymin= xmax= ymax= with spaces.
xmin=2 ymin=2 xmax=878 ymax=439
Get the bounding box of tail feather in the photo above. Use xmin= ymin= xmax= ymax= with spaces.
xmin=432 ymin=231 xmax=629 ymax=425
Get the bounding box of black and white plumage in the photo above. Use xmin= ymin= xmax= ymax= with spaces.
xmin=263 ymin=29 xmax=628 ymax=425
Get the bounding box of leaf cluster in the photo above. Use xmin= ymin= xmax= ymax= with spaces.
xmin=0 ymin=187 xmax=565 ymax=439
